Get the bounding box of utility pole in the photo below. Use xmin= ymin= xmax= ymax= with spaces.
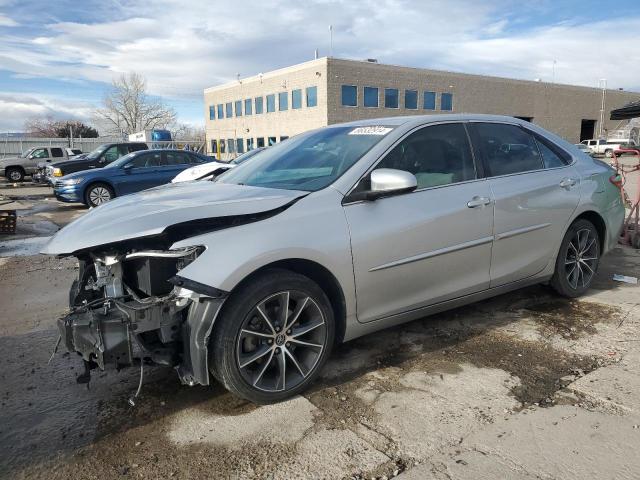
xmin=598 ymin=79 xmax=607 ymax=138
xmin=329 ymin=25 xmax=333 ymax=58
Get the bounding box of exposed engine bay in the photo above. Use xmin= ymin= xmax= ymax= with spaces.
xmin=58 ymin=245 xmax=227 ymax=388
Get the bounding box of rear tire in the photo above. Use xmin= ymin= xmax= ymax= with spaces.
xmin=551 ymin=219 xmax=600 ymax=298
xmin=6 ymin=167 xmax=24 ymax=182
xmin=211 ymin=269 xmax=335 ymax=404
xmin=84 ymin=183 xmax=114 ymax=207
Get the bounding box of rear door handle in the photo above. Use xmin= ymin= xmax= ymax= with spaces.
xmin=559 ymin=177 xmax=576 ymax=188
xmin=467 ymin=196 xmax=492 ymax=208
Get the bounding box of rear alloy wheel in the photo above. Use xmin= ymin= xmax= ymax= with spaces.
xmin=551 ymin=219 xmax=600 ymax=297
xmin=212 ymin=269 xmax=334 ymax=404
xmin=85 ymin=183 xmax=113 ymax=207
xmin=6 ymin=167 xmax=24 ymax=182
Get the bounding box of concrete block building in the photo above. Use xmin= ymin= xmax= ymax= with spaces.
xmin=203 ymin=57 xmax=639 ymax=158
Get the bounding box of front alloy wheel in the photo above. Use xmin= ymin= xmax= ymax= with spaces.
xmin=211 ymin=269 xmax=335 ymax=403
xmin=86 ymin=184 xmax=113 ymax=207
xmin=551 ymin=219 xmax=600 ymax=297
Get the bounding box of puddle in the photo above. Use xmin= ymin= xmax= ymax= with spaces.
xmin=0 ymin=236 xmax=51 ymax=257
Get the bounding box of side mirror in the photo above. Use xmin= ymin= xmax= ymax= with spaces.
xmin=348 ymin=168 xmax=417 ymax=202
xmin=123 ymin=163 xmax=134 ymax=172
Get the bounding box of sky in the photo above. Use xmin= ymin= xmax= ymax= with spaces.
xmin=0 ymin=0 xmax=639 ymax=133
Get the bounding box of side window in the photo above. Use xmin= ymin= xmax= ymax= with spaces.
xmin=377 ymin=123 xmax=476 ymax=189
xmin=534 ymin=136 xmax=570 ymax=168
xmin=51 ymin=148 xmax=64 ymax=157
xmin=103 ymin=146 xmax=120 ymax=163
xmin=165 ymin=152 xmax=191 ymax=165
xmin=31 ymin=148 xmax=49 ymax=159
xmin=128 ymin=153 xmax=160 ymax=168
xmin=473 ymin=123 xmax=543 ymax=177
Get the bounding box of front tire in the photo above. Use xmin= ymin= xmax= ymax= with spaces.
xmin=211 ymin=269 xmax=335 ymax=404
xmin=85 ymin=183 xmax=114 ymax=207
xmin=6 ymin=167 xmax=24 ymax=182
xmin=551 ymin=219 xmax=600 ymax=298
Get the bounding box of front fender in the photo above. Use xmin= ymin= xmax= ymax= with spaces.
xmin=171 ymin=188 xmax=357 ymax=319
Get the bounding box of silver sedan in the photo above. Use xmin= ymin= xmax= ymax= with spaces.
xmin=43 ymin=114 xmax=624 ymax=403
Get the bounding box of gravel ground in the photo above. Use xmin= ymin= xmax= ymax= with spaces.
xmin=0 ymin=183 xmax=639 ymax=480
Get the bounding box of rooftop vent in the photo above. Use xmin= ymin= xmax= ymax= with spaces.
xmin=366 ymin=58 xmax=378 ymax=63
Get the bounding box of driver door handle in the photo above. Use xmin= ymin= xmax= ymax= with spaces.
xmin=467 ymin=196 xmax=492 ymax=208
xmin=559 ymin=177 xmax=576 ymax=188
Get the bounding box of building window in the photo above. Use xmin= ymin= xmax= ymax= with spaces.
xmin=209 ymin=105 xmax=215 ymax=120
xmin=210 ymin=139 xmax=217 ymax=154
xmin=236 ymin=138 xmax=244 ymax=153
xmin=255 ymin=97 xmax=264 ymax=114
xmin=266 ymin=94 xmax=276 ymax=113
xmin=235 ymin=100 xmax=242 ymax=117
xmin=217 ymin=104 xmax=224 ymax=119
xmin=423 ymin=91 xmax=436 ymax=110
xmin=244 ymin=98 xmax=252 ymax=115
xmin=384 ymin=88 xmax=399 ymax=108
xmin=341 ymin=85 xmax=357 ymax=106
xmin=279 ymin=92 xmax=288 ymax=111
xmin=227 ymin=138 xmax=235 ymax=153
xmin=306 ymin=86 xmax=317 ymax=107
xmin=257 ymin=137 xmax=265 ymax=147
xmin=280 ymin=136 xmax=289 ymax=142
xmin=247 ymin=138 xmax=254 ymax=151
xmin=225 ymin=102 xmax=233 ymax=118
xmin=441 ymin=92 xmax=453 ymax=111
xmin=363 ymin=87 xmax=378 ymax=107
xmin=220 ymin=139 xmax=226 ymax=153
xmin=405 ymin=90 xmax=418 ymax=110
xmin=268 ymin=136 xmax=277 ymax=146
xmin=292 ymin=89 xmax=302 ymax=109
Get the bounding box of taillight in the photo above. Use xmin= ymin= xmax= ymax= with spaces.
xmin=609 ymin=174 xmax=623 ymax=188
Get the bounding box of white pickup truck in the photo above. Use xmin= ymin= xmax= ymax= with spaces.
xmin=581 ymin=138 xmax=636 ymax=158
xmin=0 ymin=146 xmax=82 ymax=182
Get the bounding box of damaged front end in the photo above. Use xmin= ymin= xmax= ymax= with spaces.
xmin=59 ymin=245 xmax=227 ymax=387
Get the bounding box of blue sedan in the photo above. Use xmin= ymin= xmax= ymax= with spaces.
xmin=53 ymin=149 xmax=211 ymax=207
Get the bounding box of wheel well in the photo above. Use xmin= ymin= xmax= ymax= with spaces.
xmin=574 ymin=211 xmax=606 ymax=251
xmin=5 ymin=165 xmax=25 ymax=173
xmin=235 ymin=259 xmax=347 ymax=344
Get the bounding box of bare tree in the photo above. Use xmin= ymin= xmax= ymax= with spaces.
xmin=171 ymin=122 xmax=206 ymax=140
xmin=24 ymin=116 xmax=59 ymax=137
xmin=95 ymin=72 xmax=177 ymax=136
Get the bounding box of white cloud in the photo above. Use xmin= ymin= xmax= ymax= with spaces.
xmin=0 ymin=93 xmax=94 ymax=132
xmin=0 ymin=13 xmax=17 ymax=27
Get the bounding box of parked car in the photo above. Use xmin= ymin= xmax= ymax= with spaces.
xmin=45 ymin=142 xmax=148 ymax=184
xmin=33 ymin=149 xmax=84 ymax=183
xmin=0 ymin=146 xmax=80 ymax=182
xmin=53 ymin=149 xmax=208 ymax=207
xmin=43 ymin=114 xmax=624 ymax=404
xmin=580 ymin=138 xmax=634 ymax=157
xmin=171 ymin=147 xmax=266 ymax=183
xmin=574 ymin=143 xmax=594 ymax=156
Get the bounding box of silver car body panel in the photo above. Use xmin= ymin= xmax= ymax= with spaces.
xmin=44 ymin=114 xmax=624 ymax=382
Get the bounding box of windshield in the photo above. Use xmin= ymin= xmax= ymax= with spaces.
xmin=218 ymin=126 xmax=394 ymax=191
xmin=230 ymin=148 xmax=265 ymax=165
xmin=20 ymin=148 xmax=35 ymax=158
xmin=86 ymin=144 xmax=109 ymax=160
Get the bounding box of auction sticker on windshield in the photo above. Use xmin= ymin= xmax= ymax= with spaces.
xmin=348 ymin=126 xmax=393 ymax=136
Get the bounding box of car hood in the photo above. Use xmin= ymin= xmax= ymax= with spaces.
xmin=42 ymin=182 xmax=307 ymax=255
xmin=0 ymin=156 xmax=20 ymax=166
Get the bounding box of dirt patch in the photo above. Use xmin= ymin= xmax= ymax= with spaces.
xmin=523 ymin=299 xmax=621 ymax=340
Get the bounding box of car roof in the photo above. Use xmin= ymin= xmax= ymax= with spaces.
xmin=332 ymin=113 xmax=528 ymax=128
